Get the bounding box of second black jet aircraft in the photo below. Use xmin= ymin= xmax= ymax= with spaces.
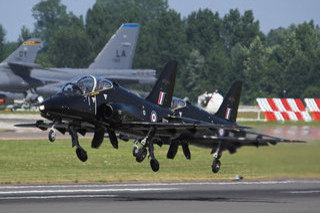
xmin=17 ymin=61 xmax=304 ymax=173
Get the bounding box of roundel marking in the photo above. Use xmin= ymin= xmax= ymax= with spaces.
xmin=218 ymin=128 xmax=225 ymax=136
xmin=151 ymin=110 xmax=157 ymax=122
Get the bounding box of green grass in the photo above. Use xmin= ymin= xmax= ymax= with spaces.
xmin=0 ymin=138 xmax=319 ymax=184
xmin=238 ymin=111 xmax=265 ymax=119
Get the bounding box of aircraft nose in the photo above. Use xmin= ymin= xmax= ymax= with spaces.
xmin=39 ymin=94 xmax=92 ymax=119
xmin=39 ymin=96 xmax=62 ymax=114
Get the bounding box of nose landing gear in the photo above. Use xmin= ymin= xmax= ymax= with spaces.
xmin=48 ymin=128 xmax=56 ymax=142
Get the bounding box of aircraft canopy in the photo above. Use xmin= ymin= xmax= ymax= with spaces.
xmin=58 ymin=75 xmax=113 ymax=96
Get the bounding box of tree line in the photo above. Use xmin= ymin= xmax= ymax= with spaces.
xmin=0 ymin=0 xmax=319 ymax=104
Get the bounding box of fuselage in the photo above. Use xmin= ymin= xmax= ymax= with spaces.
xmin=0 ymin=63 xmax=32 ymax=92
xmin=40 ymin=76 xmax=172 ymax=138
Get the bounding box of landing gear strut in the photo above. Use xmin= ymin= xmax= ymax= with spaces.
xmin=148 ymin=142 xmax=159 ymax=172
xmin=133 ymin=128 xmax=159 ymax=172
xmin=69 ymin=126 xmax=88 ymax=162
xmin=211 ymin=140 xmax=222 ymax=173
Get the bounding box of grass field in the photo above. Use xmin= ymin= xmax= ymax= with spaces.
xmin=0 ymin=137 xmax=319 ymax=184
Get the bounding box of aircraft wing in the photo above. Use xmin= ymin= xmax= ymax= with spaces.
xmin=8 ymin=62 xmax=42 ymax=69
xmin=119 ymin=120 xmax=250 ymax=132
xmin=15 ymin=120 xmax=95 ymax=134
xmin=16 ymin=120 xmax=305 ymax=148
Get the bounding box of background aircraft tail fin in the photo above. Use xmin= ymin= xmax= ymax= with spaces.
xmin=3 ymin=38 xmax=41 ymax=63
xmin=215 ymin=81 xmax=242 ymax=123
xmin=88 ymin=23 xmax=140 ymax=69
xmin=146 ymin=61 xmax=177 ymax=108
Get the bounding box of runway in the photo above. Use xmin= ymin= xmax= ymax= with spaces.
xmin=0 ymin=180 xmax=319 ymax=213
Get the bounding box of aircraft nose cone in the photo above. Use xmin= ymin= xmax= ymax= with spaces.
xmin=39 ymin=94 xmax=92 ymax=120
xmin=39 ymin=95 xmax=70 ymax=116
xmin=39 ymin=96 xmax=59 ymax=114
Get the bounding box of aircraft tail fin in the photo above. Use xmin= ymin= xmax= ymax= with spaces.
xmin=215 ymin=81 xmax=242 ymax=123
xmin=88 ymin=23 xmax=140 ymax=69
xmin=3 ymin=38 xmax=41 ymax=64
xmin=146 ymin=61 xmax=177 ymax=108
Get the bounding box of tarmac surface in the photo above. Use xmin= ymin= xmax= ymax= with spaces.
xmin=0 ymin=180 xmax=319 ymax=213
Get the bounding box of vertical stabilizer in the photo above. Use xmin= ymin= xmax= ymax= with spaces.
xmin=3 ymin=38 xmax=41 ymax=64
xmin=146 ymin=61 xmax=177 ymax=108
xmin=88 ymin=23 xmax=140 ymax=69
xmin=215 ymin=81 xmax=242 ymax=122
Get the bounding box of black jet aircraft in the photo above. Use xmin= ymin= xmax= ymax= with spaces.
xmin=17 ymin=61 xmax=304 ymax=173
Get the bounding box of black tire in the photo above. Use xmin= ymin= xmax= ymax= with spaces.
xmin=211 ymin=160 xmax=221 ymax=173
xmin=135 ymin=148 xmax=147 ymax=163
xmin=133 ymin=146 xmax=138 ymax=157
xmin=167 ymin=142 xmax=178 ymax=159
xmin=76 ymin=148 xmax=88 ymax=162
xmin=150 ymin=158 xmax=160 ymax=172
xmin=48 ymin=129 xmax=56 ymax=142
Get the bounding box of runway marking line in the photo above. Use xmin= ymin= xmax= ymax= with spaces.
xmin=0 ymin=187 xmax=178 ymax=195
xmin=0 ymin=194 xmax=117 ymax=200
xmin=1 ymin=180 xmax=319 ymax=190
xmin=287 ymin=190 xmax=320 ymax=194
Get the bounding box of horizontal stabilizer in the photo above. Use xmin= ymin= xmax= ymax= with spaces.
xmin=8 ymin=62 xmax=42 ymax=69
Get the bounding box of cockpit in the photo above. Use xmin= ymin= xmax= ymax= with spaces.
xmin=58 ymin=75 xmax=113 ymax=96
xmin=171 ymin=97 xmax=187 ymax=109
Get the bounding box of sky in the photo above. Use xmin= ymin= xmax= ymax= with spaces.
xmin=0 ymin=0 xmax=319 ymax=42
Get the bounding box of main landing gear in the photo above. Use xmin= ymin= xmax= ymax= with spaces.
xmin=69 ymin=126 xmax=88 ymax=162
xmin=133 ymin=128 xmax=159 ymax=172
xmin=211 ymin=140 xmax=222 ymax=173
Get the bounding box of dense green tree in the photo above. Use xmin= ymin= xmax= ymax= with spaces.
xmin=302 ymin=86 xmax=320 ymax=98
xmin=186 ymin=9 xmax=221 ymax=57
xmin=1 ymin=0 xmax=319 ymax=103
xmin=202 ymin=42 xmax=231 ymax=93
xmin=221 ymin=9 xmax=261 ymax=51
xmin=86 ymin=0 xmax=168 ymax=59
xmin=267 ymin=27 xmax=290 ymax=47
xmin=18 ymin=25 xmax=32 ymax=43
xmin=46 ymin=27 xmax=92 ymax=68
xmin=32 ymin=0 xmax=83 ymax=45
xmin=178 ymin=49 xmax=204 ymax=101
xmin=242 ymin=36 xmax=269 ymax=104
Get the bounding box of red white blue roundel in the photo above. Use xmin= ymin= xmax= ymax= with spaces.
xmin=151 ymin=110 xmax=157 ymax=122
xmin=218 ymin=128 xmax=225 ymax=136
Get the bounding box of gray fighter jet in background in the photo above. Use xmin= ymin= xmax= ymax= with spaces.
xmin=0 ymin=23 xmax=156 ymax=101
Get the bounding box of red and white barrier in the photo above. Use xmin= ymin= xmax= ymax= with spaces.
xmin=256 ymin=98 xmax=312 ymax=122
xmin=304 ymin=98 xmax=320 ymax=121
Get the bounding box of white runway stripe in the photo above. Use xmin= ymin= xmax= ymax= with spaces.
xmin=288 ymin=190 xmax=320 ymax=194
xmin=0 ymin=187 xmax=178 ymax=195
xmin=1 ymin=180 xmax=319 ymax=190
xmin=0 ymin=194 xmax=117 ymax=200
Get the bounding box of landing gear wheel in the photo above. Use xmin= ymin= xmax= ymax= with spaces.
xmin=150 ymin=158 xmax=159 ymax=172
xmin=136 ymin=147 xmax=147 ymax=163
xmin=133 ymin=146 xmax=138 ymax=157
xmin=76 ymin=147 xmax=88 ymax=162
xmin=48 ymin=129 xmax=56 ymax=142
xmin=211 ymin=160 xmax=221 ymax=173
